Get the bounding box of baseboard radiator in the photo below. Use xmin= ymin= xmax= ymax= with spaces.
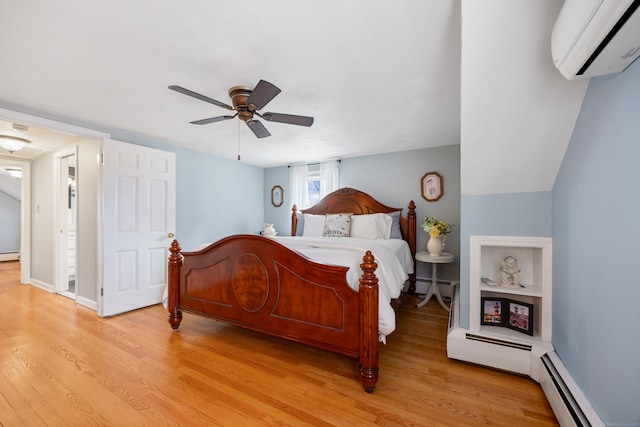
xmin=538 ymin=352 xmax=604 ymax=427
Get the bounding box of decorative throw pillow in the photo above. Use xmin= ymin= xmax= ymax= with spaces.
xmin=302 ymin=214 xmax=326 ymax=237
xmin=323 ymin=213 xmax=352 ymax=237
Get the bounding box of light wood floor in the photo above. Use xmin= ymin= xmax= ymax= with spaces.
xmin=0 ymin=261 xmax=558 ymax=426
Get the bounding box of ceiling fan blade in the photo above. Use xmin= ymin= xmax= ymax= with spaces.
xmin=168 ymin=85 xmax=233 ymax=110
xmin=246 ymin=119 xmax=271 ymax=138
xmin=246 ymin=80 xmax=281 ymax=111
xmin=190 ymin=114 xmax=237 ymax=125
xmin=261 ymin=112 xmax=314 ymax=127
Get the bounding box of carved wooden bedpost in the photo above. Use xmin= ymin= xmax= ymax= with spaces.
xmin=168 ymin=239 xmax=183 ymax=330
xmin=291 ymin=204 xmax=298 ymax=236
xmin=358 ymin=251 xmax=379 ymax=393
xmin=407 ymin=200 xmax=418 ymax=294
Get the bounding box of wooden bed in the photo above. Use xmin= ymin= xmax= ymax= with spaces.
xmin=167 ymin=188 xmax=416 ymax=392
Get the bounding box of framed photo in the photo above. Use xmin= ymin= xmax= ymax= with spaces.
xmin=507 ymin=301 xmax=534 ymax=336
xmin=481 ymin=297 xmax=504 ymax=326
xmin=421 ymin=171 xmax=443 ymax=202
xmin=480 ymin=297 xmax=534 ymax=336
xmin=271 ymin=185 xmax=283 ymax=207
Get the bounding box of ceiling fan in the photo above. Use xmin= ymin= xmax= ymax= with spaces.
xmin=168 ymin=80 xmax=314 ymax=139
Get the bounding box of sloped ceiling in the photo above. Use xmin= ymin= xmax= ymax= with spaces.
xmin=460 ymin=0 xmax=589 ymax=195
xmin=0 ymin=0 xmax=588 ymax=194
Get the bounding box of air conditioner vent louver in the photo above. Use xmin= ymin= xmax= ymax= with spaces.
xmin=552 ymin=0 xmax=640 ymax=80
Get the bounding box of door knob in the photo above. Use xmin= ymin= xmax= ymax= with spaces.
xmin=167 ymin=232 xmax=175 ymax=239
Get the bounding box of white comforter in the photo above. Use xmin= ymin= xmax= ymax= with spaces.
xmin=272 ymin=236 xmax=414 ymax=340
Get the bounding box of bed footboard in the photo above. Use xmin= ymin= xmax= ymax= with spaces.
xmin=167 ymin=235 xmax=380 ymax=392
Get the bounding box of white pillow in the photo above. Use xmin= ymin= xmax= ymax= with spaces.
xmin=350 ymin=213 xmax=393 ymax=240
xmin=302 ymin=214 xmax=325 ymax=237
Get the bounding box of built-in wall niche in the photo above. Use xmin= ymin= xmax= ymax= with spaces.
xmin=447 ymin=235 xmax=553 ymax=378
xmin=470 ymin=236 xmax=552 ymax=344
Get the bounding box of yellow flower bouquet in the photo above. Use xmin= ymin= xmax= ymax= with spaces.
xmin=422 ymin=217 xmax=453 ymax=237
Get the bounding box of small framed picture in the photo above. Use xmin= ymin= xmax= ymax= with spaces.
xmin=507 ymin=301 xmax=534 ymax=336
xmin=421 ymin=171 xmax=443 ymax=202
xmin=481 ymin=297 xmax=504 ymax=325
xmin=271 ymin=185 xmax=283 ymax=207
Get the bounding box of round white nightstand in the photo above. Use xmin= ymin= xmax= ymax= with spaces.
xmin=415 ymin=251 xmax=455 ymax=311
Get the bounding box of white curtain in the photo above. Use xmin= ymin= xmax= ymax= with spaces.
xmin=290 ymin=164 xmax=310 ymax=210
xmin=319 ymin=160 xmax=339 ymax=199
xmin=290 ymin=161 xmax=339 ymax=210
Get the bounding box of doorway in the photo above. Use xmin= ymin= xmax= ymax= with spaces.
xmin=0 ymin=157 xmax=30 ymax=284
xmin=1 ymin=108 xmax=109 ymax=305
xmin=0 ymin=164 xmax=22 ymax=262
xmin=56 ymin=150 xmax=77 ymax=299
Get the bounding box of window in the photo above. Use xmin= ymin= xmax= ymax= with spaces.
xmin=290 ymin=161 xmax=339 ymax=209
xmin=307 ymin=169 xmax=321 ymax=206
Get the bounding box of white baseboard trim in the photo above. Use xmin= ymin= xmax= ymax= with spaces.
xmin=0 ymin=252 xmax=20 ymax=262
xmin=76 ymin=296 xmax=97 ymax=311
xmin=538 ymin=352 xmax=604 ymax=427
xmin=29 ymin=278 xmax=54 ymax=293
xmin=28 ymin=279 xmax=96 ymax=311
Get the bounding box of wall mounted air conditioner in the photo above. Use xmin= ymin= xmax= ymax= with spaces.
xmin=551 ymin=0 xmax=640 ymax=80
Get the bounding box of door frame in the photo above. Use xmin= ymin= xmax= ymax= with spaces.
xmin=53 ymin=146 xmax=79 ymax=297
xmin=0 ymin=108 xmax=109 ymax=289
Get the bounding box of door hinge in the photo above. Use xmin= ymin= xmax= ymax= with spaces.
xmin=100 ymin=288 xmax=103 ymax=296
xmin=101 ymin=153 xmax=104 ymax=164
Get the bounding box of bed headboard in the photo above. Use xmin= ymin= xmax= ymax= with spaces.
xmin=290 ymin=187 xmax=417 ymax=284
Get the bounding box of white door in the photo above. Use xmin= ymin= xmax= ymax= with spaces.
xmin=99 ymin=139 xmax=176 ymax=316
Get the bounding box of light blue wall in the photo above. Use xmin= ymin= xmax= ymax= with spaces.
xmin=552 ymin=60 xmax=640 ymax=425
xmin=111 ymin=132 xmax=265 ymax=251
xmin=459 ymin=192 xmax=552 ymax=327
xmin=264 ymin=145 xmax=461 ymax=282
xmin=0 ymin=103 xmax=266 ymax=254
xmin=0 ymin=186 xmax=20 ymax=253
xmin=263 ymin=165 xmax=290 ymax=237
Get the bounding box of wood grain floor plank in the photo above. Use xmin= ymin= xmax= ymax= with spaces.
xmin=0 ymin=261 xmax=558 ymax=426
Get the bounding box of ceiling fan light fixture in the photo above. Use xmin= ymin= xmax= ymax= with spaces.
xmin=0 ymin=135 xmax=31 ymax=153
xmin=169 ymin=79 xmax=313 ymax=140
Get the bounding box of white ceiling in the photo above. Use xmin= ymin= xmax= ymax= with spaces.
xmin=0 ymin=0 xmax=593 ymax=196
xmin=0 ymin=0 xmax=461 ymax=167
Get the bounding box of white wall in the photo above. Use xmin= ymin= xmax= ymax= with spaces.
xmin=76 ymin=139 xmax=99 ymax=303
xmin=31 ymin=153 xmax=54 ymax=286
xmin=460 ymin=0 xmax=588 ymax=195
xmin=29 ymin=139 xmax=100 ymax=303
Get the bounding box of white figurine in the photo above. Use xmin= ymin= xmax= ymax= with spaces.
xmin=499 ymin=256 xmax=522 ymax=288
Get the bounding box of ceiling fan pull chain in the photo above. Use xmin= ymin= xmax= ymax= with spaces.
xmin=237 ymin=119 xmax=241 ymax=161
